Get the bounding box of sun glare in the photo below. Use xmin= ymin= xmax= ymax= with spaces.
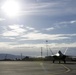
xmin=1 ymin=0 xmax=20 ymax=17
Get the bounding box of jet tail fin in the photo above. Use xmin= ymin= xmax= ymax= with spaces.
xmin=64 ymin=47 xmax=68 ymax=54
xmin=49 ymin=48 xmax=54 ymax=55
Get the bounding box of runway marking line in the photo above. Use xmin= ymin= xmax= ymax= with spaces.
xmin=39 ymin=62 xmax=71 ymax=75
xmin=40 ymin=62 xmax=49 ymax=74
xmin=61 ymin=64 xmax=71 ymax=73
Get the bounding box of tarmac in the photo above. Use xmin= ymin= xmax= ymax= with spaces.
xmin=0 ymin=61 xmax=76 ymax=75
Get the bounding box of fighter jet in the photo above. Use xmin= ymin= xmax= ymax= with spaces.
xmin=50 ymin=48 xmax=68 ymax=63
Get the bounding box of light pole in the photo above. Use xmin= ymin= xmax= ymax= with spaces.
xmin=41 ymin=47 xmax=43 ymax=58
xmin=46 ymin=40 xmax=48 ymax=57
xmin=21 ymin=53 xmax=22 ymax=60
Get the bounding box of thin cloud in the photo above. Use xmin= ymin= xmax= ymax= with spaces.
xmin=2 ymin=31 xmax=20 ymax=36
xmin=43 ymin=20 xmax=76 ymax=33
xmin=51 ymin=20 xmax=76 ymax=30
xmin=0 ymin=42 xmax=76 ymax=49
xmin=0 ymin=42 xmax=14 ymax=49
xmin=70 ymin=20 xmax=76 ymax=24
xmin=44 ymin=27 xmax=55 ymax=31
xmin=26 ymin=26 xmax=35 ymax=30
xmin=19 ymin=0 xmax=76 ymax=16
xmin=50 ymin=42 xmax=76 ymax=48
xmin=1 ymin=24 xmax=76 ymax=41
xmin=21 ymin=32 xmax=69 ymax=40
xmin=0 ymin=18 xmax=5 ymax=21
xmin=2 ymin=24 xmax=26 ymax=37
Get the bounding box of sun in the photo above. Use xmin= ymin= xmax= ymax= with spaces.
xmin=1 ymin=0 xmax=20 ymax=17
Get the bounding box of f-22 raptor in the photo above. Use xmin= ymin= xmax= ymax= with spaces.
xmin=50 ymin=48 xmax=68 ymax=63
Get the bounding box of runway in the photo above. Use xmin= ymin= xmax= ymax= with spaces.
xmin=0 ymin=61 xmax=76 ymax=75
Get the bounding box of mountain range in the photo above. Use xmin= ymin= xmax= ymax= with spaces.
xmin=0 ymin=54 xmax=24 ymax=60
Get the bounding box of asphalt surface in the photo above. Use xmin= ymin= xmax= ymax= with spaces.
xmin=0 ymin=61 xmax=76 ymax=75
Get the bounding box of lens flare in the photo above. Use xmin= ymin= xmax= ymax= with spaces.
xmin=1 ymin=0 xmax=20 ymax=17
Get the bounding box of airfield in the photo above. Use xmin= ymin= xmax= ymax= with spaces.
xmin=0 ymin=61 xmax=76 ymax=75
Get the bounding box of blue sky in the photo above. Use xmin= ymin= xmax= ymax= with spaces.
xmin=0 ymin=0 xmax=76 ymax=56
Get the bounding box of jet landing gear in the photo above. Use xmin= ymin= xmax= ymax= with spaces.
xmin=53 ymin=60 xmax=66 ymax=64
xmin=53 ymin=60 xmax=55 ymax=63
xmin=63 ymin=60 xmax=66 ymax=64
xmin=52 ymin=60 xmax=61 ymax=63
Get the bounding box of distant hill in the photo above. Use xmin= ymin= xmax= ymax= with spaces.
xmin=0 ymin=54 xmax=24 ymax=60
